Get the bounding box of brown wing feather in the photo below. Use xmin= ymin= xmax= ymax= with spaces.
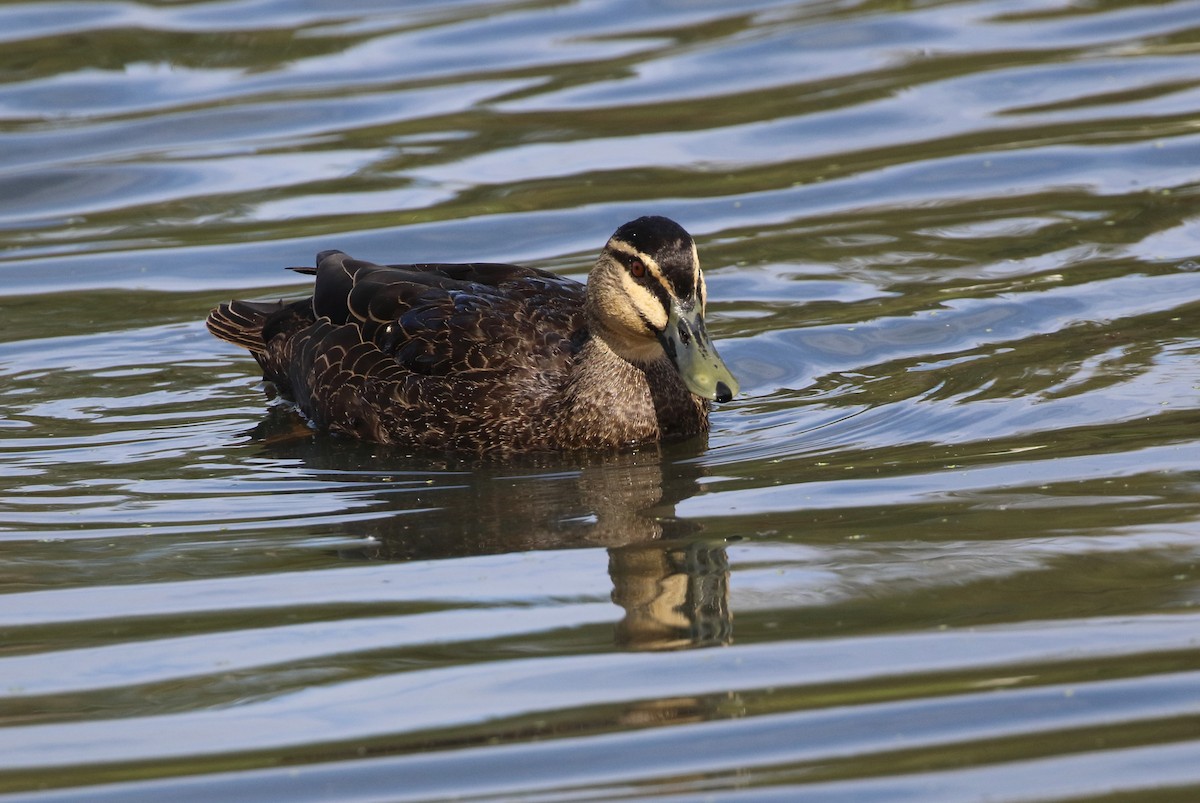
xmin=311 ymin=250 xmax=585 ymax=378
xmin=210 ymin=250 xmax=589 ymax=450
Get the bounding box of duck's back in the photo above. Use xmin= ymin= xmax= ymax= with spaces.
xmin=208 ymin=250 xmax=589 ymax=451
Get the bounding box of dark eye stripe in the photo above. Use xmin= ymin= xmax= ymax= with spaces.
xmin=615 ymin=250 xmax=672 ymax=311
xmin=646 ymin=279 xmax=671 ymax=319
xmin=620 ymin=248 xmax=695 ymax=300
xmin=613 ymin=250 xmax=643 ymax=275
xmin=637 ymin=309 xmax=659 ymax=335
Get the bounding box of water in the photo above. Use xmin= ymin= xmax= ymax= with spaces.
xmin=2 ymin=0 xmax=1200 ymax=799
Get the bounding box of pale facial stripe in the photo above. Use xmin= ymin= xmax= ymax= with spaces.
xmin=614 ymin=265 xmax=668 ymax=332
xmin=607 ymin=239 xmax=677 ymax=301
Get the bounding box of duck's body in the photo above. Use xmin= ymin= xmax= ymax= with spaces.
xmin=207 ymin=216 xmax=737 ymax=455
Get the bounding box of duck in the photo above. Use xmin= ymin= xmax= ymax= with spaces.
xmin=206 ymin=215 xmax=738 ymax=455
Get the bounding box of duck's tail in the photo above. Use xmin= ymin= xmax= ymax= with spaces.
xmin=205 ymin=299 xmax=286 ymax=354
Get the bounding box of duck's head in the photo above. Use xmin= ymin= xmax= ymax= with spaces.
xmin=586 ymin=216 xmax=739 ymax=403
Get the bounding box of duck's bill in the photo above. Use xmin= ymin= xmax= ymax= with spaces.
xmin=658 ymin=298 xmax=739 ymax=403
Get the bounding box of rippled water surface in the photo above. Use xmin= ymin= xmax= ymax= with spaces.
xmin=3 ymin=0 xmax=1200 ymax=799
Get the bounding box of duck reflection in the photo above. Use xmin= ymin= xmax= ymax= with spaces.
xmin=610 ymin=541 xmax=731 ymax=649
xmin=251 ymin=409 xmax=732 ymax=649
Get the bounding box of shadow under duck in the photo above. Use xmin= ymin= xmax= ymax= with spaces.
xmin=206 ymin=216 xmax=738 ymax=454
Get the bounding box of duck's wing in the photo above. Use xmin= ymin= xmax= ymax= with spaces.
xmin=307 ymin=249 xmax=587 ymax=377
xmin=207 ymin=250 xmax=589 ymax=448
xmin=239 ymin=251 xmax=589 ymax=448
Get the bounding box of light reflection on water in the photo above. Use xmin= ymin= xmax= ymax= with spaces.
xmin=2 ymin=0 xmax=1200 ymax=799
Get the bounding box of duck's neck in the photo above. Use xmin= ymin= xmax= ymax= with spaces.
xmin=638 ymin=353 xmax=711 ymax=438
xmin=554 ymin=335 xmax=708 ymax=448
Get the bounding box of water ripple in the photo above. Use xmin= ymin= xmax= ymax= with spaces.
xmin=2 ymin=0 xmax=1200 ymax=798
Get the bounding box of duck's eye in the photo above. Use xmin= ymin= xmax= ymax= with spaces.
xmin=629 ymin=258 xmax=646 ymax=278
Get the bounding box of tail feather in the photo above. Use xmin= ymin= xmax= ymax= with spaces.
xmin=206 ymin=299 xmax=285 ymax=353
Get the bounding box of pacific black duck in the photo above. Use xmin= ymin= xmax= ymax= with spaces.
xmin=206 ymin=216 xmax=738 ymax=454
